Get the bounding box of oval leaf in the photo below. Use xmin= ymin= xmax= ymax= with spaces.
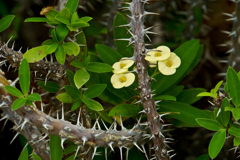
xmin=66 ymin=70 xmax=75 ymax=87
xmin=228 ymin=127 xmax=240 ymax=137
xmin=71 ymin=100 xmax=82 ymax=111
xmin=96 ymin=44 xmax=122 ymax=65
xmin=220 ymin=97 xmax=230 ymax=127
xmin=196 ymin=118 xmax=224 ymax=131
xmin=109 ymin=104 xmax=141 ymax=117
xmin=153 ymin=95 xmax=176 ymax=101
xmin=32 ymin=153 xmax=42 ymax=160
xmin=234 ymin=137 xmax=240 ymax=146
xmin=83 ymin=84 xmax=107 ymax=99
xmin=50 ymin=135 xmax=63 ymax=160
xmin=23 ymin=45 xmax=49 ymax=63
xmin=65 ymin=0 xmax=79 ymax=14
xmin=27 ymin=93 xmax=41 ymax=101
xmin=12 ymin=97 xmax=26 ymax=111
xmin=56 ymin=93 xmax=77 ymax=103
xmin=63 ymin=42 xmax=80 ymax=56
xmin=85 ymin=62 xmax=113 ymax=73
xmin=87 ymin=99 xmax=103 ymax=111
xmin=19 ymin=59 xmax=30 ymax=96
xmin=64 ymin=85 xmax=82 ymax=99
xmin=74 ymin=68 xmax=90 ymax=89
xmin=25 ymin=17 xmax=48 ymax=22
xmin=18 ymin=146 xmax=28 ymax=160
xmin=55 ymin=44 xmax=65 ymax=64
xmin=208 ymin=129 xmax=226 ymax=159
xmin=227 ymin=67 xmax=240 ymax=107
xmin=5 ymin=85 xmax=23 ymax=97
xmin=56 ymin=24 xmax=69 ymax=42
xmin=46 ymin=43 xmax=59 ymax=54
xmin=232 ymin=108 xmax=240 ymax=120
xmin=38 ymin=81 xmax=61 ymax=93
xmin=0 ymin=15 xmax=15 ymax=32
xmin=177 ymin=88 xmax=206 ymax=104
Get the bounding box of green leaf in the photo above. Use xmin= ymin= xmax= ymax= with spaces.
xmin=46 ymin=43 xmax=59 ymax=54
xmin=19 ymin=59 xmax=30 ymax=96
xmin=55 ymin=14 xmax=70 ymax=25
xmin=5 ymin=86 xmax=23 ymax=97
xmin=63 ymin=42 xmax=80 ymax=56
xmin=66 ymin=154 xmax=75 ymax=160
xmin=0 ymin=15 xmax=15 ymax=32
xmin=96 ymin=44 xmax=122 ymax=65
xmin=76 ymin=29 xmax=87 ymax=56
xmin=23 ymin=45 xmax=49 ymax=63
xmin=228 ymin=127 xmax=240 ymax=137
xmin=38 ymin=81 xmax=60 ymax=93
xmin=227 ymin=67 xmax=240 ymax=107
xmin=32 ymin=153 xmax=42 ymax=160
xmin=85 ymin=62 xmax=113 ymax=73
xmin=63 ymin=145 xmax=77 ymax=155
xmin=51 ymin=29 xmax=59 ymax=42
xmin=71 ymin=12 xmax=78 ymax=23
xmin=64 ymin=85 xmax=82 ymax=99
xmin=67 ymin=25 xmax=77 ymax=31
xmin=55 ymin=44 xmax=65 ymax=64
xmin=27 ymin=93 xmax=41 ymax=101
xmin=25 ymin=17 xmax=49 ymax=22
xmin=153 ymin=95 xmax=176 ymax=101
xmin=45 ymin=9 xmax=60 ymax=25
xmin=113 ymin=12 xmax=132 ymax=57
xmin=177 ymin=88 xmax=206 ymax=104
xmin=197 ymin=92 xmax=215 ymax=98
xmin=213 ymin=80 xmax=223 ymax=94
xmin=71 ymin=21 xmax=89 ymax=28
xmin=159 ymin=85 xmax=184 ymax=96
xmin=66 ymin=70 xmax=75 ymax=87
xmin=65 ymin=0 xmax=79 ymax=14
xmin=232 ymin=108 xmax=240 ymax=120
xmin=158 ymin=101 xmax=210 ymax=126
xmin=220 ymin=97 xmax=230 ymax=127
xmin=196 ymin=118 xmax=224 ymax=131
xmin=87 ymin=99 xmax=103 ymax=111
xmin=56 ymin=93 xmax=77 ymax=103
xmin=83 ymin=56 xmax=91 ymax=66
xmin=42 ymin=39 xmax=55 ymax=45
xmin=56 ymin=24 xmax=69 ymax=42
xmin=98 ymin=111 xmax=113 ymax=124
xmin=74 ymin=68 xmax=90 ymax=89
xmin=60 ymin=8 xmax=71 ymax=20
xmin=18 ymin=146 xmax=28 ymax=160
xmin=234 ymin=137 xmax=240 ymax=146
xmin=152 ymin=39 xmax=200 ymax=93
xmin=208 ymin=129 xmax=226 ymax=159
xmin=71 ymin=100 xmax=82 ymax=111
xmin=50 ymin=135 xmax=63 ymax=160
xmin=109 ymin=104 xmax=141 ymax=117
xmin=12 ymin=97 xmax=26 ymax=111
xmin=83 ymin=84 xmax=107 ymax=99
xmin=70 ymin=59 xmax=83 ymax=68
xmin=79 ymin=17 xmax=92 ymax=23
xmin=196 ymin=154 xmax=210 ymax=160
xmin=81 ymin=98 xmax=91 ymax=107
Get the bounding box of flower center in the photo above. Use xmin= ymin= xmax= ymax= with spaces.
xmin=166 ymin=60 xmax=173 ymax=67
xmin=120 ymin=62 xmax=126 ymax=69
xmin=119 ymin=76 xmax=126 ymax=83
xmin=155 ymin=51 xmax=162 ymax=57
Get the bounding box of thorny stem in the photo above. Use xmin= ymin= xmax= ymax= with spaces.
xmin=131 ymin=0 xmax=169 ymax=159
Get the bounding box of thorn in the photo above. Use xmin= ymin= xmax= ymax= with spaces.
xmin=11 ymin=41 xmax=15 ymax=50
xmin=0 ymin=102 xmax=7 ymax=108
xmin=87 ymin=2 xmax=95 ymax=11
xmin=10 ymin=77 xmax=19 ymax=87
xmin=91 ymin=147 xmax=97 ymax=160
xmin=5 ymin=36 xmax=13 ymax=47
xmin=7 ymin=64 xmax=12 ymax=72
xmin=41 ymin=102 xmax=44 ymax=112
xmin=61 ymin=138 xmax=66 ymax=149
xmin=113 ymin=115 xmax=117 ymax=131
xmin=18 ymin=47 xmax=22 ymax=53
xmin=76 ymin=108 xmax=82 ymax=126
xmin=33 ymin=134 xmax=48 ymax=144
xmin=10 ymin=132 xmax=19 ymax=144
xmin=74 ymin=145 xmax=81 ymax=159
xmin=17 ymin=118 xmax=29 ymax=131
xmin=105 ymin=148 xmax=108 ymax=160
xmin=126 ymin=148 xmax=129 ymax=160
xmin=143 ymin=11 xmax=159 ymax=17
xmin=93 ymin=116 xmax=101 ymax=130
xmin=82 ymin=136 xmax=88 ymax=146
xmin=170 ymin=153 xmax=177 ymax=159
xmin=133 ymin=142 xmax=144 ymax=153
xmin=101 ymin=119 xmax=109 ymax=131
xmin=119 ymin=146 xmax=123 ymax=160
xmin=108 ymin=142 xmax=114 ymax=152
xmin=61 ymin=103 xmax=64 ymax=121
xmin=114 ymin=38 xmax=131 ymax=42
xmin=142 ymin=145 xmax=149 ymax=160
xmin=222 ymin=12 xmax=233 ymax=17
xmin=45 ymin=70 xmax=51 ymax=86
xmin=119 ymin=111 xmax=126 ymax=130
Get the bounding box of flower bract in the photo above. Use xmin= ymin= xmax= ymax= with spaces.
xmin=112 ymin=59 xmax=134 ymax=74
xmin=158 ymin=52 xmax=181 ymax=75
xmin=111 ymin=72 xmax=135 ymax=89
xmin=145 ymin=46 xmax=171 ymax=62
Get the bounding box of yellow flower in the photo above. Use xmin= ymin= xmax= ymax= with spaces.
xmin=158 ymin=52 xmax=181 ymax=75
xmin=145 ymin=46 xmax=171 ymax=62
xmin=111 ymin=73 xmax=135 ymax=89
xmin=149 ymin=61 xmax=157 ymax=68
xmin=112 ymin=59 xmax=134 ymax=74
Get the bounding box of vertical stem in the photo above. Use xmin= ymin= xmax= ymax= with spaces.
xmin=131 ymin=0 xmax=169 ymax=159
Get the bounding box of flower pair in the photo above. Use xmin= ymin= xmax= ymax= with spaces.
xmin=145 ymin=46 xmax=181 ymax=75
xmin=110 ymin=58 xmax=135 ymax=89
